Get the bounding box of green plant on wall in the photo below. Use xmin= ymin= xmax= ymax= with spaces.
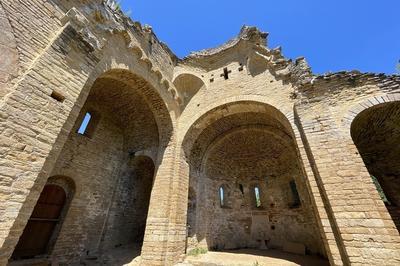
xmin=116 ymin=1 xmax=122 ymax=11
xmin=371 ymin=175 xmax=390 ymax=205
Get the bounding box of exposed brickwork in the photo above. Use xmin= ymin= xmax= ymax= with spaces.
xmin=0 ymin=2 xmax=18 ymax=99
xmin=0 ymin=1 xmax=400 ymax=266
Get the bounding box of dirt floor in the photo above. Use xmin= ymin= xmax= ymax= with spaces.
xmin=179 ymin=249 xmax=329 ymax=266
xmin=8 ymin=247 xmax=328 ymax=265
xmin=100 ymin=244 xmax=142 ymax=265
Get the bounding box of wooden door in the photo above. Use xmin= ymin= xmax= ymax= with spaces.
xmin=12 ymin=184 xmax=66 ymax=260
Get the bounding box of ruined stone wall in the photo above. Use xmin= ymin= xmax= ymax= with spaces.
xmin=0 ymin=1 xmax=180 ymax=264
xmin=1 ymin=1 xmax=400 ymax=265
xmin=101 ymin=156 xmax=155 ymax=251
xmin=190 ymin=125 xmax=324 ymax=256
xmin=46 ymin=69 xmax=166 ymax=264
xmin=351 ymin=101 xmax=400 ymax=231
xmin=177 ymin=56 xmax=295 ymax=126
xmin=173 ymin=38 xmax=333 ymax=263
xmin=53 ymin=0 xmax=177 ymax=79
xmin=0 ymin=2 xmax=18 ymax=99
xmin=0 ymin=22 xmax=101 ymax=265
xmin=0 ymin=0 xmax=64 ymax=73
xmin=49 ymin=97 xmax=125 ymax=263
xmin=295 ymin=73 xmax=400 ymax=265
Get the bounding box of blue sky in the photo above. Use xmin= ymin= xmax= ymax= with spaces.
xmin=120 ymin=1 xmax=400 ymax=75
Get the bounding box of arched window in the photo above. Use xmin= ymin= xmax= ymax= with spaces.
xmin=219 ymin=186 xmax=225 ymax=207
xmin=254 ymin=186 xmax=262 ymax=208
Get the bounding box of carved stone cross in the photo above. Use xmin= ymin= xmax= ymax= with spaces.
xmin=220 ymin=67 xmax=231 ymax=80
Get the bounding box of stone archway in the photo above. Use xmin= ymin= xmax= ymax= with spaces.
xmin=12 ymin=68 xmax=175 ymax=265
xmin=182 ymin=101 xmax=327 ymax=260
xmin=351 ymin=101 xmax=400 ymax=232
xmin=10 ymin=176 xmax=75 ymax=261
xmin=0 ymin=13 xmax=179 ymax=263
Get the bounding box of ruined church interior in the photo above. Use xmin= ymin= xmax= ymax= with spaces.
xmin=1 ymin=1 xmax=400 ymax=265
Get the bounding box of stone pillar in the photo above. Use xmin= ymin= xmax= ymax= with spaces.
xmin=141 ymin=130 xmax=179 ymax=265
xmin=0 ymin=24 xmax=101 ymax=264
xmin=164 ymin=146 xmax=190 ymax=265
xmin=291 ymin=114 xmax=345 ymax=265
xmin=295 ymin=104 xmax=400 ymax=265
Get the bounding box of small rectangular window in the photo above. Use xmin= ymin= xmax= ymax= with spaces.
xmin=78 ymin=112 xmax=92 ymax=135
xmin=254 ymin=186 xmax=262 ymax=208
xmin=50 ymin=90 xmax=65 ymax=102
xmin=219 ymin=186 xmax=225 ymax=207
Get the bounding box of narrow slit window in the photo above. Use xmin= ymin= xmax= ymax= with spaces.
xmin=78 ymin=112 xmax=92 ymax=135
xmin=254 ymin=186 xmax=261 ymax=208
xmin=239 ymin=184 xmax=244 ymax=195
xmin=289 ymin=180 xmax=301 ymax=208
xmin=219 ymin=186 xmax=225 ymax=207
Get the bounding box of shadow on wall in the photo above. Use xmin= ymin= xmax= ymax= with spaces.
xmin=351 ymin=101 xmax=400 ymax=232
xmin=72 ymin=69 xmax=173 ymax=258
xmin=173 ymin=73 xmax=205 ymax=109
xmin=101 ymin=155 xmax=155 ymax=250
xmin=248 ymin=52 xmax=269 ymax=77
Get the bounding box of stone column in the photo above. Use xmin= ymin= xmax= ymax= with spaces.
xmin=291 ymin=113 xmax=345 ymax=265
xmin=164 ymin=146 xmax=191 ymax=265
xmin=141 ymin=128 xmax=180 ymax=265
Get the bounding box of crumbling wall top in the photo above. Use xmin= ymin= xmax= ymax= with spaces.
xmin=184 ymin=26 xmax=268 ymax=59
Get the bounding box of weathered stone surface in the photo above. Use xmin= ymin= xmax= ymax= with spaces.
xmin=0 ymin=1 xmax=400 ymax=266
xmin=0 ymin=2 xmax=18 ymax=99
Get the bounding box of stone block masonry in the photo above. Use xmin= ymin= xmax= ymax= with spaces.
xmin=0 ymin=1 xmax=399 ymax=265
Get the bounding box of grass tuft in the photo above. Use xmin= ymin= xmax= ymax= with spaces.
xmin=187 ymin=247 xmax=208 ymax=256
